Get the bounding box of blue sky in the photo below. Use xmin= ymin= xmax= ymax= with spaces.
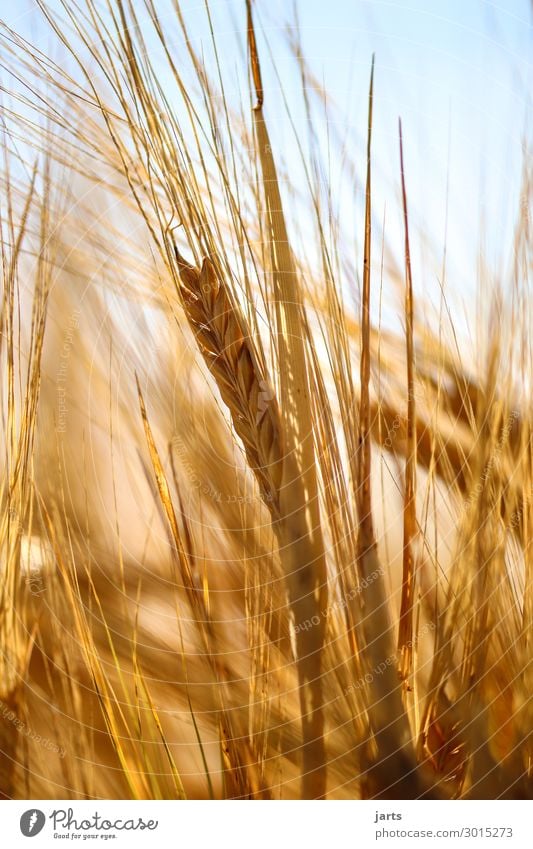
xmin=249 ymin=0 xmax=532 ymax=307
xmin=3 ymin=1 xmax=532 ymax=333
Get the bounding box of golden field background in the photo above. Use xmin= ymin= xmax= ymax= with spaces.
xmin=0 ymin=0 xmax=531 ymax=799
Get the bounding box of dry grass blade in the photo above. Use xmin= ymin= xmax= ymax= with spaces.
xmin=397 ymin=118 xmax=417 ymax=681
xmin=0 ymin=161 xmax=50 ymax=796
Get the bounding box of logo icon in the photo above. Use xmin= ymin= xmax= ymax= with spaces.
xmin=20 ymin=810 xmax=46 ymax=837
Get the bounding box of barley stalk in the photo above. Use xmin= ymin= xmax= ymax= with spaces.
xmin=246 ymin=1 xmax=329 ymax=798
xmin=397 ymin=118 xmax=417 ymax=681
xmin=355 ymin=60 xmax=430 ymax=798
xmin=176 ymin=246 xmax=328 ymax=797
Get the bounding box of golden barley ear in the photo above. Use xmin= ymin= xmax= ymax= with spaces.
xmin=175 ymin=251 xmax=284 ymax=513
